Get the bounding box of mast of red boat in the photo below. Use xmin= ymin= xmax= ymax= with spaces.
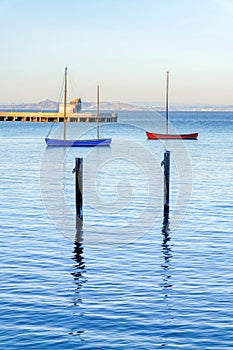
xmin=166 ymin=71 xmax=169 ymax=134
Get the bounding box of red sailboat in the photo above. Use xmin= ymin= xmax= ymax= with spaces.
xmin=146 ymin=72 xmax=198 ymax=140
xmin=146 ymin=131 xmax=198 ymax=140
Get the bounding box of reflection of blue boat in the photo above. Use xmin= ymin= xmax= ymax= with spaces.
xmin=45 ymin=137 xmax=112 ymax=147
xmin=45 ymin=67 xmax=112 ymax=147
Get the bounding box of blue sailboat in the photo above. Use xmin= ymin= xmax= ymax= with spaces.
xmin=45 ymin=67 xmax=112 ymax=147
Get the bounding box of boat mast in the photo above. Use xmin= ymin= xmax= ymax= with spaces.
xmin=97 ymin=85 xmax=100 ymax=139
xmin=166 ymin=71 xmax=169 ymax=134
xmin=63 ymin=67 xmax=68 ymax=140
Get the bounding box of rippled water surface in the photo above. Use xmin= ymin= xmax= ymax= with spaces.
xmin=0 ymin=111 xmax=233 ymax=349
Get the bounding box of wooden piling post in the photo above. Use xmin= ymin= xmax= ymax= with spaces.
xmin=161 ymin=150 xmax=170 ymax=216
xmin=74 ymin=158 xmax=83 ymax=221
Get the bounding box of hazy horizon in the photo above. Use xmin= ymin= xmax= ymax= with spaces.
xmin=1 ymin=98 xmax=233 ymax=109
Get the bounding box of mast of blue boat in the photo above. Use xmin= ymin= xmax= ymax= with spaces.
xmin=63 ymin=67 xmax=68 ymax=140
xmin=166 ymin=71 xmax=169 ymax=134
xmin=97 ymin=85 xmax=100 ymax=139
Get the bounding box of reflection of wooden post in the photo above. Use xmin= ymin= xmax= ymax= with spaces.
xmin=161 ymin=150 xmax=170 ymax=216
xmin=75 ymin=158 xmax=83 ymax=220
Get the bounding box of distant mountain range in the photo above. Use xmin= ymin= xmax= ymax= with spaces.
xmin=0 ymin=99 xmax=233 ymax=112
xmin=0 ymin=99 xmax=59 ymax=112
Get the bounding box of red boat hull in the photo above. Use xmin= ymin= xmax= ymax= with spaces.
xmin=146 ymin=131 xmax=198 ymax=140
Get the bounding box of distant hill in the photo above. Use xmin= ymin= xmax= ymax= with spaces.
xmin=0 ymin=99 xmax=232 ymax=112
xmin=0 ymin=99 xmax=59 ymax=111
xmin=82 ymin=101 xmax=146 ymax=111
xmin=0 ymin=99 xmax=147 ymax=112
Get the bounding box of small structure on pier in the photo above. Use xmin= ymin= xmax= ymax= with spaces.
xmin=59 ymin=98 xmax=82 ymax=114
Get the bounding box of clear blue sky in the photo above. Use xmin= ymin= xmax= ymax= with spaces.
xmin=0 ymin=0 xmax=232 ymax=105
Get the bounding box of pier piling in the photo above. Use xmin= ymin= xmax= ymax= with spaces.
xmin=161 ymin=150 xmax=170 ymax=217
xmin=74 ymin=158 xmax=83 ymax=221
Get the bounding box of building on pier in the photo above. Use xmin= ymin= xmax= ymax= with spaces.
xmin=59 ymin=98 xmax=82 ymax=114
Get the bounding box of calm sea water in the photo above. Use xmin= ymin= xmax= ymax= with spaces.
xmin=0 ymin=111 xmax=232 ymax=349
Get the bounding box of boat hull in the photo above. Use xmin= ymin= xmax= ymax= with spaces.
xmin=146 ymin=132 xmax=198 ymax=140
xmin=45 ymin=137 xmax=112 ymax=147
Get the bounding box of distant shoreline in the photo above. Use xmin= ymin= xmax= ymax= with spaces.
xmin=0 ymin=99 xmax=233 ymax=112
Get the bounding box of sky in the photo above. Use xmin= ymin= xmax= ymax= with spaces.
xmin=0 ymin=0 xmax=233 ymax=105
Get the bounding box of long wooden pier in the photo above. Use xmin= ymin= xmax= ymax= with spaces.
xmin=0 ymin=111 xmax=117 ymax=123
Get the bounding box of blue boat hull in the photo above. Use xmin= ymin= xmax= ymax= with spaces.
xmin=45 ymin=137 xmax=112 ymax=147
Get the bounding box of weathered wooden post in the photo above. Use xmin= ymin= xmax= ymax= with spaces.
xmin=161 ymin=150 xmax=170 ymax=217
xmin=74 ymin=158 xmax=83 ymax=221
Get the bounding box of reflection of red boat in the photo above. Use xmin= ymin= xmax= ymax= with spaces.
xmin=146 ymin=131 xmax=198 ymax=140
